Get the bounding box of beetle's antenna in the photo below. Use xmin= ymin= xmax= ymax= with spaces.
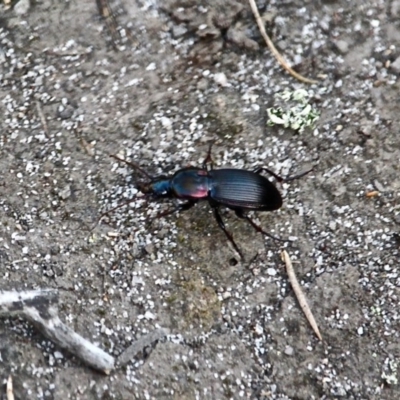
xmin=110 ymin=154 xmax=153 ymax=180
xmin=90 ymin=198 xmax=137 ymax=231
xmin=202 ymin=142 xmax=215 ymax=170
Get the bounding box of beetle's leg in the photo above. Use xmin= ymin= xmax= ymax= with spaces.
xmin=202 ymin=142 xmax=215 ymax=170
xmin=90 ymin=197 xmax=144 ymax=231
xmin=151 ymin=201 xmax=197 ymax=222
xmin=212 ymin=208 xmax=244 ymax=259
xmin=253 ymin=166 xmax=313 ymax=183
xmin=235 ymin=210 xmax=286 ymax=243
xmin=283 ymin=167 xmax=314 ymax=182
xmin=253 ymin=166 xmax=284 ymax=182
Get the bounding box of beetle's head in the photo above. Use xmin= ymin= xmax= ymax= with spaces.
xmin=136 ymin=176 xmax=171 ymax=197
xmin=136 ymin=180 xmax=153 ymax=194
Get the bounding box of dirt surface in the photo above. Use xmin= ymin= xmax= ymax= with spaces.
xmin=1 ymin=0 xmax=400 ymax=399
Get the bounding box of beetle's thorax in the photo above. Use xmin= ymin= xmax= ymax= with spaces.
xmin=170 ymin=167 xmax=210 ymax=200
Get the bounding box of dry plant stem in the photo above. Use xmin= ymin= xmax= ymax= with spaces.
xmin=36 ymin=101 xmax=49 ymax=138
xmin=0 ymin=289 xmax=115 ymax=374
xmin=95 ymin=0 xmax=137 ymax=48
xmin=248 ymin=0 xmax=318 ymax=84
xmin=118 ymin=328 xmax=170 ymax=367
xmin=7 ymin=375 xmax=14 ymax=400
xmin=281 ymin=250 xmax=323 ymax=341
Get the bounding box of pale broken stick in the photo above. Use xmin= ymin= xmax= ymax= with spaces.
xmin=281 ymin=250 xmax=322 ymax=341
xmin=0 ymin=289 xmax=115 ymax=374
xmin=248 ymin=0 xmax=318 ymax=84
xmin=7 ymin=375 xmax=14 ymax=400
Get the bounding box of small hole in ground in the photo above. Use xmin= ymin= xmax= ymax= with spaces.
xmin=229 ymin=257 xmax=238 ymax=266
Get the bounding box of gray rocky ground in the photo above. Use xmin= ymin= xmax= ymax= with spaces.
xmin=1 ymin=0 xmax=400 ymax=399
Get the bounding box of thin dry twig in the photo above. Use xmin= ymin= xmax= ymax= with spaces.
xmin=36 ymin=101 xmax=49 ymax=138
xmin=95 ymin=0 xmax=137 ymax=49
xmin=6 ymin=375 xmax=14 ymax=400
xmin=0 ymin=289 xmax=115 ymax=374
xmin=248 ymin=0 xmax=318 ymax=84
xmin=366 ymin=190 xmax=379 ymax=198
xmin=281 ymin=250 xmax=322 ymax=341
xmin=96 ymin=0 xmax=119 ymax=46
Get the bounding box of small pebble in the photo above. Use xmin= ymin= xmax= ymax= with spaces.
xmin=334 ymin=39 xmax=349 ymax=54
xmin=214 ymin=72 xmax=229 ymax=87
xmin=284 ymin=346 xmax=294 ymax=356
xmin=14 ymin=0 xmax=30 ymax=15
xmin=59 ymin=185 xmax=71 ymax=200
xmin=390 ymin=56 xmax=400 ymax=73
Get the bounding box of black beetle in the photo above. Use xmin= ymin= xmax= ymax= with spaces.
xmin=102 ymin=144 xmax=312 ymax=258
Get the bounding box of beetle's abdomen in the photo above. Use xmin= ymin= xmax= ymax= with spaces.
xmin=171 ymin=168 xmax=210 ymax=199
xmin=209 ymin=169 xmax=282 ymax=211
